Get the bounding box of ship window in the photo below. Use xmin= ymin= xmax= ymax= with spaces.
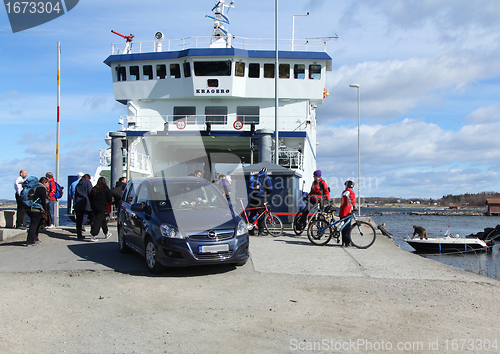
xmin=156 ymin=64 xmax=166 ymax=79
xmin=194 ymin=61 xmax=231 ymax=76
xmin=170 ymin=64 xmax=181 ymax=78
xmin=235 ymin=62 xmax=245 ymax=77
xmin=279 ymin=64 xmax=290 ymax=79
xmin=294 ymin=64 xmax=305 ymax=79
xmin=249 ymin=63 xmax=260 ymax=78
xmin=207 ymin=79 xmax=218 ymax=87
xmin=173 ymin=106 xmax=196 ymax=124
xmin=183 ymin=62 xmax=191 ymax=78
xmin=205 ymin=106 xmax=227 ymax=125
xmin=130 ymin=66 xmax=140 ymax=81
xmin=116 ymin=66 xmax=126 ymax=81
xmin=237 ymin=106 xmax=259 ymax=124
xmin=264 ymin=64 xmax=275 ymax=78
xmin=309 ymin=64 xmax=321 ymax=80
xmin=143 ymin=65 xmax=153 ymax=80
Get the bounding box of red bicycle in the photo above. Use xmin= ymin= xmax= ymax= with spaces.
xmin=238 ymin=199 xmax=283 ymax=237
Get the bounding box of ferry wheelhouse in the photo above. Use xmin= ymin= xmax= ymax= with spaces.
xmin=99 ymin=0 xmax=332 ymax=207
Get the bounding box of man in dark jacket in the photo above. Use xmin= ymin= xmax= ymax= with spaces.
xmin=111 ymin=177 xmax=127 ymax=214
xmin=74 ymin=174 xmax=93 ymax=240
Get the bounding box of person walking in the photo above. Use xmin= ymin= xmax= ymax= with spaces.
xmin=14 ymin=169 xmax=28 ymax=229
xmin=25 ymin=177 xmax=49 ymax=246
xmin=68 ymin=172 xmax=86 ymax=229
xmin=247 ymin=167 xmax=273 ymax=235
xmin=74 ymin=174 xmax=93 ymax=240
xmin=89 ymin=177 xmax=113 ymax=241
xmin=340 ymin=180 xmax=357 ymax=247
xmin=68 ymin=173 xmax=84 ymax=209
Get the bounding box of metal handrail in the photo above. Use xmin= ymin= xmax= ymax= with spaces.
xmin=119 ymin=114 xmax=312 ymax=132
xmin=111 ymin=36 xmax=329 ymax=55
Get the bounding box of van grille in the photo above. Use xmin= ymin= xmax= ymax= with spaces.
xmin=187 ymin=229 xmax=234 ymax=241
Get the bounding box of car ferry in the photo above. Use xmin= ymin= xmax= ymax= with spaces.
xmin=98 ymin=0 xmax=332 ymax=209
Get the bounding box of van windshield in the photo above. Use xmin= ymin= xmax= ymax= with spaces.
xmin=152 ymin=182 xmax=228 ymax=211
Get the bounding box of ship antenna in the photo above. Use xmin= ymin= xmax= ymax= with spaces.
xmin=206 ymin=0 xmax=234 ymax=48
xmin=111 ymin=30 xmax=134 ymax=54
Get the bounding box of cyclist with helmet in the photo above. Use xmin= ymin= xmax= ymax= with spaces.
xmin=297 ymin=170 xmax=330 ymax=230
xmin=340 ymin=180 xmax=358 ymax=246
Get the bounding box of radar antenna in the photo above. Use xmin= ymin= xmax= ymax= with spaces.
xmin=206 ymin=0 xmax=234 ymax=48
xmin=111 ymin=30 xmax=134 ymax=54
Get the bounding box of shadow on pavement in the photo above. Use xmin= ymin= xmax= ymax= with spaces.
xmin=67 ymin=242 xmax=240 ymax=278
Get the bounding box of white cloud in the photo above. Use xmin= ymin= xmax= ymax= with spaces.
xmin=316 ymin=117 xmax=500 ymax=197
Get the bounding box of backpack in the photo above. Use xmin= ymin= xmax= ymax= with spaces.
xmin=20 ymin=176 xmax=43 ymax=210
xmin=248 ymin=173 xmax=265 ymax=194
xmin=51 ymin=180 xmax=64 ymax=199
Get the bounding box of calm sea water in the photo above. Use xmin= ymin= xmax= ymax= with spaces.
xmin=367 ymin=207 xmax=500 ymax=281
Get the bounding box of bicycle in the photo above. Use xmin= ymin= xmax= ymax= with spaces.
xmin=293 ymin=202 xmax=322 ymax=235
xmin=307 ymin=212 xmax=376 ymax=248
xmin=239 ymin=198 xmax=283 ymax=237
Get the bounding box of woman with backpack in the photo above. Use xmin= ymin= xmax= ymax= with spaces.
xmin=26 ymin=177 xmax=49 ymax=246
xmin=247 ymin=167 xmax=273 ymax=235
xmin=89 ymin=177 xmax=113 ymax=242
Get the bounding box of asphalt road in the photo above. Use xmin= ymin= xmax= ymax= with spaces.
xmin=0 ymin=223 xmax=499 ymax=353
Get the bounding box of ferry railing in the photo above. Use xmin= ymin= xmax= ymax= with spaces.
xmin=120 ymin=114 xmax=313 ymax=133
xmin=99 ymin=148 xmax=151 ymax=174
xmin=111 ymin=36 xmax=330 ymax=55
xmin=273 ymin=148 xmax=304 ymax=171
xmin=129 ymin=150 xmax=151 ymax=172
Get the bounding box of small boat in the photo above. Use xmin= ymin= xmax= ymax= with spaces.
xmin=406 ymin=230 xmax=488 ymax=253
xmin=406 ymin=236 xmax=488 ymax=253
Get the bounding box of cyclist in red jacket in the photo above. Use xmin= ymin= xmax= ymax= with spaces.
xmin=340 ymin=180 xmax=357 ymax=247
xmin=297 ymin=170 xmax=330 ymax=229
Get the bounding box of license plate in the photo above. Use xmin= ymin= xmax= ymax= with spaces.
xmin=199 ymin=244 xmax=229 ymax=254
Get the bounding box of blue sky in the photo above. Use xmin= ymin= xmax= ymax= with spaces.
xmin=2 ymin=0 xmax=500 ymax=200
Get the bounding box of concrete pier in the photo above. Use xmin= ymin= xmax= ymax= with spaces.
xmin=0 ymin=222 xmax=498 ymax=353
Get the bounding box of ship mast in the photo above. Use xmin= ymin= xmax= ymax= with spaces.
xmin=206 ymin=0 xmax=234 ymax=48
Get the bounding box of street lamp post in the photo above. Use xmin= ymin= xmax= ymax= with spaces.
xmin=349 ymin=83 xmax=361 ymax=216
xmin=292 ymin=12 xmax=309 ymax=51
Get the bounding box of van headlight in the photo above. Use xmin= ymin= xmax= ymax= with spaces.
xmin=236 ymin=218 xmax=247 ymax=236
xmin=160 ymin=224 xmax=185 ymax=239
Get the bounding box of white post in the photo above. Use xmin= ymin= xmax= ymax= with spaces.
xmin=350 ymin=84 xmax=361 ymax=216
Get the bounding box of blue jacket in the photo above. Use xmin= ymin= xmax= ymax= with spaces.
xmin=248 ymin=172 xmax=272 ymax=198
xmin=68 ymin=178 xmax=80 ymax=201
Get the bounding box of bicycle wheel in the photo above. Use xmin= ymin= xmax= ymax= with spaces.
xmin=307 ymin=219 xmax=333 ymax=246
xmin=350 ymin=221 xmax=376 ymax=249
xmin=293 ymin=211 xmax=305 ymax=236
xmin=264 ymin=213 xmax=283 ymax=237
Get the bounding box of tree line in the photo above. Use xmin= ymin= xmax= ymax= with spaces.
xmin=365 ymin=192 xmax=500 ymax=207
